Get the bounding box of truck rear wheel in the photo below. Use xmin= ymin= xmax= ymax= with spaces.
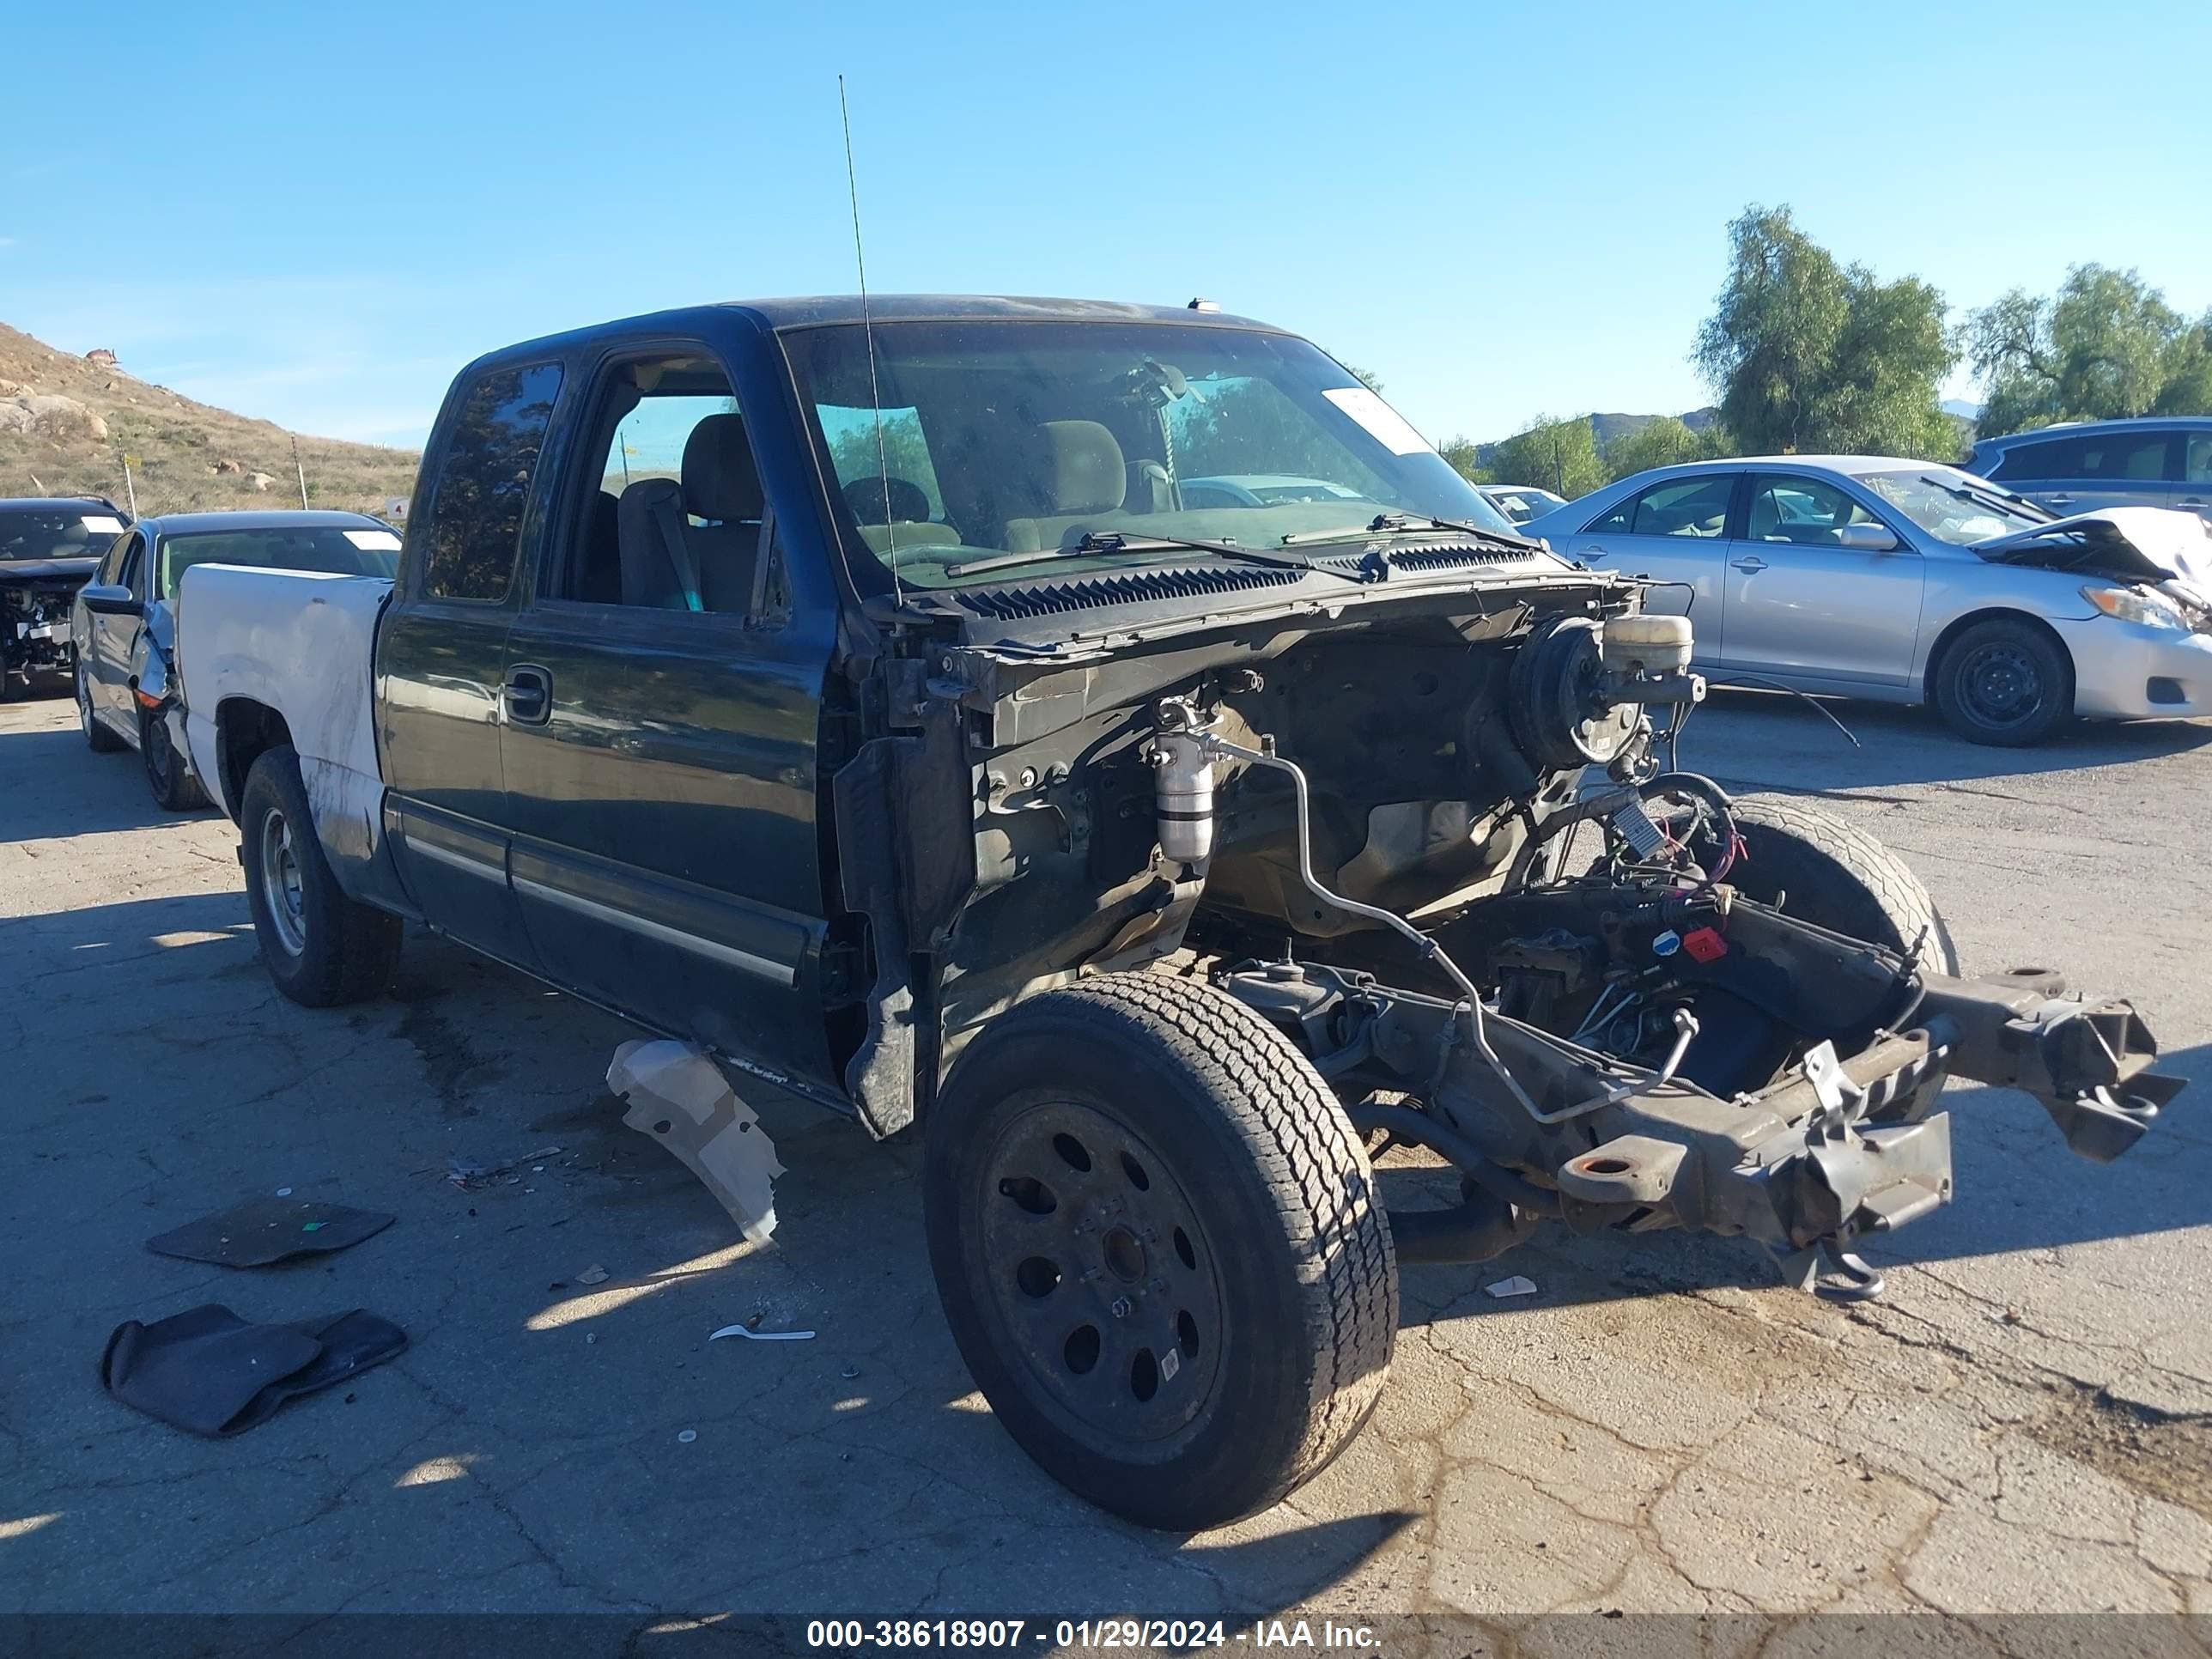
xmin=924 ymin=972 xmax=1396 ymax=1529
xmin=240 ymin=744 xmax=400 ymax=1006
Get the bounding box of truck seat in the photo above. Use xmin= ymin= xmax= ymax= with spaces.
xmin=612 ymin=415 xmax=765 ymax=611
xmin=1001 ymin=421 xmax=1140 ymax=551
xmin=682 ymin=414 xmax=765 ymax=612
xmin=844 ymin=476 xmax=957 ymax=559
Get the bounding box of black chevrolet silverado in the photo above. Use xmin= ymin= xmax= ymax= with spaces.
xmin=174 ymin=297 xmax=2182 ymax=1528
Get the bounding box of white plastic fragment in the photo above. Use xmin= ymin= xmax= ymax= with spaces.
xmin=1484 ymin=1275 xmax=1539 ymax=1298
xmin=677 ymin=1429 xmax=697 ymax=1443
xmin=576 ymin=1264 xmax=610 ymax=1285
xmin=709 ymin=1323 xmax=815 ymax=1343
xmin=275 ymin=1187 xmax=294 ymax=1197
xmin=608 ymin=1039 xmax=785 ymax=1243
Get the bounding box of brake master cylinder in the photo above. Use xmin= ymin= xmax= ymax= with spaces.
xmin=1149 ymin=701 xmax=1218 ymax=864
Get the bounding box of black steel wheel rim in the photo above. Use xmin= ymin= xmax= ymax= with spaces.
xmin=971 ymin=1097 xmax=1227 ymax=1454
xmin=1958 ymin=641 xmax=2044 ymax=729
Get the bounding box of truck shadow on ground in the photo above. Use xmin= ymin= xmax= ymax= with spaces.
xmin=1385 ymin=1038 xmax=2210 ymax=1322
xmin=1680 ymin=688 xmax=2212 ymax=793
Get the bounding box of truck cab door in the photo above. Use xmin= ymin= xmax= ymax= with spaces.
xmin=378 ymin=360 xmax=566 ymax=972
xmin=495 ymin=346 xmax=840 ymax=1086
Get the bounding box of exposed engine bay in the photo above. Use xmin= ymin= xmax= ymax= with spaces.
xmin=855 ymin=560 xmax=2183 ymax=1294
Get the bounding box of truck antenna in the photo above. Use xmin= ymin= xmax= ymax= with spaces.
xmin=839 ymin=73 xmax=903 ymax=611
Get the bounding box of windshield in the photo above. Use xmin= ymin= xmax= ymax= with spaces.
xmin=1486 ymin=489 xmax=1561 ymax=524
xmin=0 ymin=508 xmax=125 ymax=562
xmin=782 ymin=320 xmax=1516 ymax=592
xmin=159 ymin=525 xmax=401 ymax=599
xmin=1858 ymin=469 xmax=2050 ymax=546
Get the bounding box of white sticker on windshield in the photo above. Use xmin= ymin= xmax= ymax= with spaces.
xmin=1322 ymin=386 xmax=1431 ymax=457
xmin=343 ymin=529 xmax=403 ymax=551
xmin=80 ymin=514 xmax=125 ymax=534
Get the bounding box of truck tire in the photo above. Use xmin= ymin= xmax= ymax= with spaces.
xmin=1674 ymin=794 xmax=1958 ymax=1098
xmin=77 ymin=665 xmax=125 ymax=752
xmin=1727 ymin=794 xmax=1958 ymax=975
xmin=240 ymin=744 xmax=400 ymax=1006
xmin=925 ymin=971 xmax=1396 ymax=1529
xmin=142 ymin=707 xmax=208 ymax=810
xmin=1932 ymin=617 xmax=2073 ymax=746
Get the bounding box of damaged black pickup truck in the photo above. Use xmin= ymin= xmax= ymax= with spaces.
xmin=176 ymin=297 xmax=2184 ymax=1528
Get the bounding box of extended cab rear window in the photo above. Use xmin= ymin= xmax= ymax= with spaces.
xmin=419 ymin=362 xmax=563 ymax=601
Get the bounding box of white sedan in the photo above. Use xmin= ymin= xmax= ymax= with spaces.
xmin=1522 ymin=455 xmax=2212 ymax=744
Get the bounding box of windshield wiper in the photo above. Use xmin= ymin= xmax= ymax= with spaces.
xmin=1278 ymin=512 xmax=1539 ymax=552
xmin=1919 ymin=475 xmax=2053 ymax=524
xmin=946 ymin=532 xmax=1364 ymax=583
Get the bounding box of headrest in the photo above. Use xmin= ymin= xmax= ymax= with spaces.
xmin=683 ymin=413 xmax=764 ymax=522
xmin=1042 ymin=420 xmax=1126 ymax=514
xmin=844 ymin=475 xmax=933 ymax=525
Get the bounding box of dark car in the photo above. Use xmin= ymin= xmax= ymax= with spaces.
xmin=0 ymin=497 xmax=129 ymax=700
xmin=1967 ymin=417 xmax=2212 ymax=524
xmin=70 ymin=510 xmax=403 ymax=808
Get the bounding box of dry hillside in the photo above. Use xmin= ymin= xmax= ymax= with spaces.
xmin=0 ymin=323 xmax=420 ymax=519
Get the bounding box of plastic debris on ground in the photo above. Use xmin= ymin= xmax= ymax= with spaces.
xmin=708 ymin=1323 xmax=815 ymax=1343
xmin=1484 ymin=1274 xmax=1540 ymax=1298
xmin=145 ymin=1196 xmax=395 ymax=1268
xmin=607 ymin=1039 xmax=784 ymax=1243
xmin=575 ymin=1264 xmax=610 ymax=1286
xmin=444 ymin=1145 xmax=564 ymax=1192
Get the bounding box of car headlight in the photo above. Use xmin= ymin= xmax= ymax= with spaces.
xmin=2082 ymin=585 xmax=2185 ymax=629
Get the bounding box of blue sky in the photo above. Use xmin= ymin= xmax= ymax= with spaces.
xmin=7 ymin=0 xmax=2209 ymax=452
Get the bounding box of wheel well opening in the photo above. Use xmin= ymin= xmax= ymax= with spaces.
xmin=215 ymin=700 xmax=293 ymax=817
xmin=1921 ymin=607 xmax=2075 ymax=707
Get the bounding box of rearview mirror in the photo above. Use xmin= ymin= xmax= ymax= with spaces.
xmin=1838 ymin=523 xmax=1899 ymax=553
xmin=79 ymin=583 xmax=140 ymax=615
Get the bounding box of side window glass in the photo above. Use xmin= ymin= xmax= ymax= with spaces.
xmin=2185 ymin=434 xmax=2212 ymax=484
xmin=550 ymin=354 xmax=766 ymax=616
xmin=99 ymin=532 xmax=138 ymax=587
xmin=1747 ymin=476 xmax=1877 ymax=545
xmin=1587 ymin=495 xmax=1635 ymax=535
xmin=420 ymin=362 xmax=562 ymax=602
xmin=120 ymin=536 xmax=148 ymax=599
xmin=1628 ymin=476 xmax=1734 ymax=538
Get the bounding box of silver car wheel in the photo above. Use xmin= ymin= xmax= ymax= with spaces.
xmin=258 ymin=806 xmax=308 ymax=958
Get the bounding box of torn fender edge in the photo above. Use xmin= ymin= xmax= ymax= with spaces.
xmin=608 ymin=1039 xmax=785 ymax=1243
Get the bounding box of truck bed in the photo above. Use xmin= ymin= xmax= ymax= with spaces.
xmin=175 ymin=563 xmax=391 ymax=863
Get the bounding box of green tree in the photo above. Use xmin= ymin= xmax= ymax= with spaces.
xmin=1492 ymin=416 xmax=1604 ymax=499
xmin=1694 ymin=204 xmax=1955 ymax=458
xmin=1602 ymin=416 xmax=1729 ymax=482
xmin=1434 ymin=435 xmax=1487 ymax=483
xmin=1967 ymin=264 xmax=2212 ymax=435
xmin=1346 ymin=364 xmax=1385 ymax=393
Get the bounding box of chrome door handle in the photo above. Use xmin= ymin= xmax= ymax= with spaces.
xmin=502 ymin=664 xmax=552 ymax=726
xmin=1731 ymin=556 xmax=1768 ymax=573
xmin=2044 ymin=493 xmax=2075 ymax=506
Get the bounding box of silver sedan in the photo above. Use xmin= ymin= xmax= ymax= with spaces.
xmin=1521 ymin=456 xmax=2212 ymax=744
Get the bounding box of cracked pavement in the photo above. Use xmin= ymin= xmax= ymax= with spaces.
xmin=2 ymin=690 xmax=2208 ymax=1621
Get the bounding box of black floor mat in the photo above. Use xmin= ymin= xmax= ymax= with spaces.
xmin=146 ymin=1195 xmax=394 ymax=1267
xmin=100 ymin=1304 xmax=408 ymax=1437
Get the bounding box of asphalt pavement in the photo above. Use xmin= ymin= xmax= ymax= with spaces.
xmin=2 ymin=686 xmax=2209 ymax=1624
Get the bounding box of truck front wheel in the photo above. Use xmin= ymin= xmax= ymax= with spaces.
xmin=925 ymin=972 xmax=1396 ymax=1529
xmin=240 ymin=744 xmax=401 ymax=1006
